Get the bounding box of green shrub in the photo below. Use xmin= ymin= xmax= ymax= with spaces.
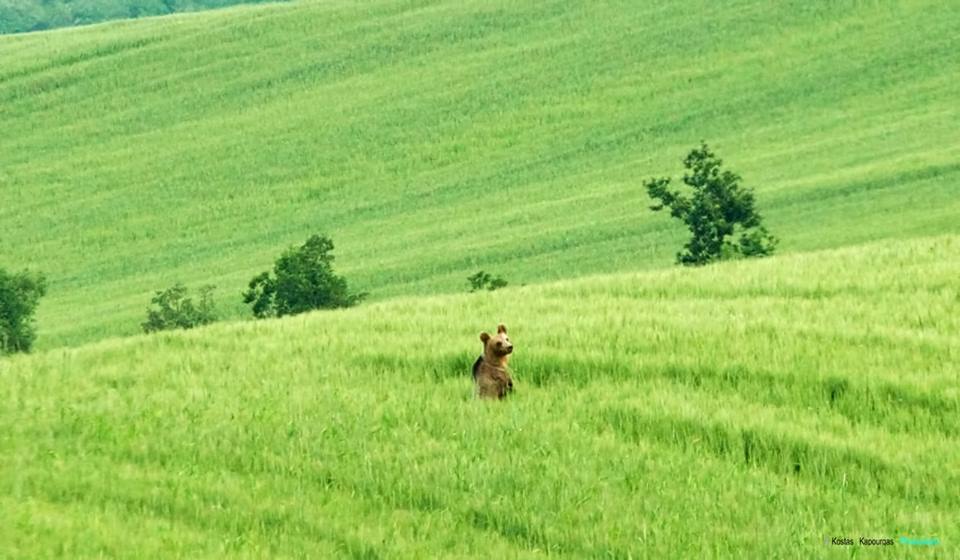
xmin=0 ymin=268 xmax=47 ymax=354
xmin=468 ymin=271 xmax=508 ymax=292
xmin=142 ymin=283 xmax=217 ymax=333
xmin=243 ymin=234 xmax=366 ymax=319
xmin=645 ymin=142 xmax=777 ymax=265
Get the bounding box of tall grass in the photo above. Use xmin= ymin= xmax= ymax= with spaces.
xmin=2 ymin=236 xmax=957 ymax=557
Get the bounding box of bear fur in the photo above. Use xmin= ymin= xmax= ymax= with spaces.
xmin=473 ymin=323 xmax=514 ymax=399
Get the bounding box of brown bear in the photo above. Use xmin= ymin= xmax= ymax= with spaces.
xmin=472 ymin=323 xmax=514 ymax=399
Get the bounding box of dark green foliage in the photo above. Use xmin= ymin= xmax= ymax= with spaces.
xmin=243 ymin=234 xmax=366 ymax=319
xmin=646 ymin=143 xmax=777 ymax=266
xmin=0 ymin=0 xmax=281 ymax=34
xmin=142 ymin=283 xmax=217 ymax=333
xmin=0 ymin=269 xmax=47 ymax=354
xmin=468 ymin=271 xmax=508 ymax=292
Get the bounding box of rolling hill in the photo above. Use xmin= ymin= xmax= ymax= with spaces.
xmin=0 ymin=0 xmax=280 ymax=34
xmin=2 ymin=235 xmax=958 ymax=557
xmin=2 ymin=0 xmax=959 ymax=557
xmin=1 ymin=0 xmax=958 ymax=349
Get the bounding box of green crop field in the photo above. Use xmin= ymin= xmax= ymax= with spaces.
xmin=0 ymin=0 xmax=281 ymax=35
xmin=3 ymin=237 xmax=958 ymax=557
xmin=2 ymin=0 xmax=958 ymax=349
xmin=1 ymin=0 xmax=959 ymax=557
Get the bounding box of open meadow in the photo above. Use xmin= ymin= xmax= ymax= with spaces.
xmin=1 ymin=0 xmax=958 ymax=348
xmin=2 ymin=236 xmax=959 ymax=557
xmin=1 ymin=0 xmax=959 ymax=557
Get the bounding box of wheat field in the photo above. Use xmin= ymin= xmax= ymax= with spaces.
xmin=2 ymin=0 xmax=958 ymax=557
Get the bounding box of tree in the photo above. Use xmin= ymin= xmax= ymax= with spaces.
xmin=467 ymin=271 xmax=508 ymax=292
xmin=0 ymin=269 xmax=47 ymax=355
xmin=142 ymin=283 xmax=217 ymax=333
xmin=645 ymin=142 xmax=777 ymax=265
xmin=243 ymin=234 xmax=366 ymax=319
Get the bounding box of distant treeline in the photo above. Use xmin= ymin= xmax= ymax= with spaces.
xmin=0 ymin=0 xmax=281 ymax=34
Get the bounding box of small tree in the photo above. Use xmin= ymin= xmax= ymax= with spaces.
xmin=243 ymin=234 xmax=366 ymax=319
xmin=0 ymin=269 xmax=47 ymax=354
xmin=645 ymin=142 xmax=777 ymax=265
xmin=142 ymin=283 xmax=217 ymax=333
xmin=467 ymin=271 xmax=508 ymax=292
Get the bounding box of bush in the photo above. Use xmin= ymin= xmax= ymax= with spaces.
xmin=142 ymin=283 xmax=217 ymax=333
xmin=645 ymin=142 xmax=777 ymax=265
xmin=0 ymin=269 xmax=47 ymax=355
xmin=468 ymin=271 xmax=508 ymax=292
xmin=243 ymin=234 xmax=366 ymax=319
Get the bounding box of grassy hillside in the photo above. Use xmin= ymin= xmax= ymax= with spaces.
xmin=1 ymin=0 xmax=958 ymax=349
xmin=0 ymin=0 xmax=280 ymax=34
xmin=2 ymin=235 xmax=958 ymax=557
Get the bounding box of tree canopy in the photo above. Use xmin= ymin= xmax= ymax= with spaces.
xmin=646 ymin=143 xmax=777 ymax=265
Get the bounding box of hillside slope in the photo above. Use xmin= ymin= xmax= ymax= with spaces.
xmin=2 ymin=0 xmax=958 ymax=349
xmin=0 ymin=0 xmax=279 ymax=34
xmin=2 ymin=235 xmax=958 ymax=557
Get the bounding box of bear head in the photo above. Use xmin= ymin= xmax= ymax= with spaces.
xmin=480 ymin=323 xmax=513 ymax=359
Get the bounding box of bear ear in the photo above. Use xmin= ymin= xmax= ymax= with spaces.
xmin=497 ymin=324 xmax=507 ymax=334
xmin=480 ymin=332 xmax=491 ymax=343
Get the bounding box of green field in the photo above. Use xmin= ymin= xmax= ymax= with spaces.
xmin=2 ymin=0 xmax=958 ymax=349
xmin=0 ymin=0 xmax=281 ymax=35
xmin=2 ymin=0 xmax=959 ymax=557
xmin=3 ymin=236 xmax=958 ymax=557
